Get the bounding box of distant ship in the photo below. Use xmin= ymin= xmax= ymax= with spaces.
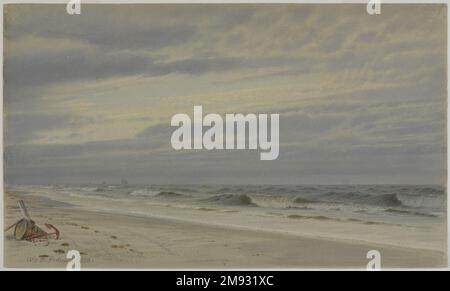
xmin=121 ymin=179 xmax=128 ymax=186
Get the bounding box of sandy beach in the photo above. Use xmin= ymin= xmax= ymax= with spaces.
xmin=3 ymin=188 xmax=447 ymax=269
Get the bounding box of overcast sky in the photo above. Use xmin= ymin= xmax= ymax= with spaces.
xmin=3 ymin=4 xmax=447 ymax=185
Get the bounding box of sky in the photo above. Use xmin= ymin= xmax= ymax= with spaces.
xmin=3 ymin=4 xmax=447 ymax=185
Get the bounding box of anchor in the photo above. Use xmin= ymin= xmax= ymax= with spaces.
xmin=4 ymin=200 xmax=60 ymax=241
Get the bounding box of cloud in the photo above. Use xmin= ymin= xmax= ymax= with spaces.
xmin=5 ymin=4 xmax=196 ymax=51
xmin=4 ymin=43 xmax=311 ymax=91
xmin=4 ymin=48 xmax=151 ymax=88
xmin=4 ymin=112 xmax=74 ymax=145
xmin=3 ymin=4 xmax=447 ymax=184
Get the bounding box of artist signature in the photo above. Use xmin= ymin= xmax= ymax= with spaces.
xmin=26 ymin=257 xmax=93 ymax=264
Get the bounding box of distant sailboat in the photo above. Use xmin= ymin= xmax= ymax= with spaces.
xmin=121 ymin=179 xmax=128 ymax=186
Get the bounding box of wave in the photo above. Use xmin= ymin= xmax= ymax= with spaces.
xmin=363 ymin=194 xmax=403 ymax=207
xmin=168 ymin=187 xmax=199 ymax=193
xmin=292 ymin=197 xmax=315 ymax=204
xmin=129 ymin=189 xmax=160 ymax=197
xmin=155 ymin=191 xmax=188 ymax=198
xmin=58 ymin=184 xmax=444 ymax=218
xmin=203 ymin=194 xmax=255 ymax=206
xmin=384 ymin=208 xmax=438 ymax=218
xmin=287 ymin=214 xmax=334 ymax=221
xmin=416 ymin=186 xmax=445 ymax=195
xmin=320 ymin=191 xmax=404 ymax=207
xmin=79 ymin=187 xmax=101 ymax=192
xmin=129 ymin=189 xmax=188 ymax=198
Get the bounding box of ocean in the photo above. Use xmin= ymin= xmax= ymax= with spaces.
xmin=11 ymin=184 xmax=446 ymax=224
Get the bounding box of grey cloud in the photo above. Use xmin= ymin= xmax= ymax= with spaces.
xmin=4 ymin=140 xmax=159 ymax=178
xmin=5 ymin=136 xmax=444 ymax=185
xmin=136 ymin=123 xmax=173 ymax=139
xmin=4 ymin=49 xmax=151 ymax=88
xmin=5 ymin=4 xmax=196 ymax=51
xmin=4 ymin=112 xmax=73 ymax=145
xmin=5 ymin=47 xmax=307 ymax=90
xmin=279 ymin=114 xmax=343 ymax=142
xmin=5 ymin=4 xmax=445 ymax=92
xmin=151 ymin=56 xmax=302 ymax=76
xmin=38 ymin=25 xmax=195 ymax=51
xmin=3 ymin=96 xmax=446 ymax=185
xmin=5 ymin=122 xmax=173 ymax=162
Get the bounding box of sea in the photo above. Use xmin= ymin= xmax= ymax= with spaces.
xmin=12 ymin=184 xmax=446 ymax=223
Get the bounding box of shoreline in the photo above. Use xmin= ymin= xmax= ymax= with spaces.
xmin=4 ymin=190 xmax=447 ymax=269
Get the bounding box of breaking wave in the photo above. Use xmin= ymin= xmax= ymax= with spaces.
xmin=60 ymin=184 xmax=445 ymax=218
xmin=129 ymin=189 xmax=187 ymax=198
xmin=129 ymin=189 xmax=161 ymax=197
xmin=292 ymin=197 xmax=316 ymax=204
xmin=155 ymin=191 xmax=188 ymax=198
xmin=384 ymin=208 xmax=439 ymax=218
xmin=320 ymin=191 xmax=404 ymax=207
xmin=203 ymin=194 xmax=255 ymax=206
